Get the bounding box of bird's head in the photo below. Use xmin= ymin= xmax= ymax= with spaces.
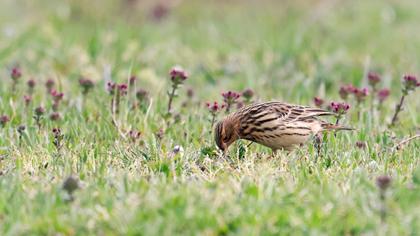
xmin=214 ymin=119 xmax=238 ymax=153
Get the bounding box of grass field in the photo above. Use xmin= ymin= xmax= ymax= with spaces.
xmin=0 ymin=0 xmax=419 ymax=235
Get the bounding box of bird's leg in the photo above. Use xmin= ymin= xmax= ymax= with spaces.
xmin=314 ymin=132 xmax=323 ymax=163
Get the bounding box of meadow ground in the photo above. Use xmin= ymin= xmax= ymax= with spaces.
xmin=0 ymin=0 xmax=419 ymax=235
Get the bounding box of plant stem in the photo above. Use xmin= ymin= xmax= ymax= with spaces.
xmin=390 ymin=95 xmax=405 ymax=126
xmin=335 ymin=116 xmax=341 ymax=125
xmin=34 ymin=116 xmax=42 ymax=130
xmin=379 ymin=190 xmax=387 ymax=223
xmin=167 ymin=84 xmax=177 ymax=115
xmin=110 ymin=97 xmax=115 ymax=115
xmin=370 ymin=87 xmax=377 ymax=114
xmin=115 ymin=92 xmax=121 ymax=114
xmin=210 ymin=114 xmax=216 ymax=130
xmin=225 ymin=103 xmax=231 ymax=113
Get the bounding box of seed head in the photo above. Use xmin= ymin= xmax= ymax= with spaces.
xmin=129 ymin=75 xmax=137 ymax=86
xmin=355 ymin=141 xmax=366 ymax=149
xmin=242 ymin=88 xmax=254 ymax=101
xmin=368 ymin=72 xmax=381 ymax=87
xmin=377 ymin=88 xmax=390 ymax=103
xmin=330 ymin=102 xmax=350 ymax=115
xmin=376 ymin=175 xmax=392 ymax=191
xmin=313 ymin=97 xmax=324 ymax=108
xmin=155 ymin=128 xmax=164 ymax=140
xmin=27 ymin=79 xmax=36 ymax=88
xmin=50 ymin=112 xmax=61 ymax=121
xmin=11 ymin=67 xmax=22 ymax=81
xmin=34 ymin=106 xmax=45 ymax=116
xmin=17 ymin=125 xmax=26 ymax=133
xmin=62 ymin=175 xmax=79 ymax=195
xmin=0 ymin=115 xmax=10 ymax=127
xmin=79 ymin=78 xmax=94 ymax=94
xmin=23 ymin=95 xmax=32 ymax=106
xmin=45 ymin=79 xmax=55 ymax=91
xmin=136 ymin=89 xmax=148 ymax=101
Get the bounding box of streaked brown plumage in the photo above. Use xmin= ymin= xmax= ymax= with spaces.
xmin=214 ymin=101 xmax=352 ymax=153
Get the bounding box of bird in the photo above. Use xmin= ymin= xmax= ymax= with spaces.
xmin=214 ymin=101 xmax=352 ymax=154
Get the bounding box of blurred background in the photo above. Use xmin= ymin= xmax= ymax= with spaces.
xmin=1 ymin=0 xmax=420 ymax=102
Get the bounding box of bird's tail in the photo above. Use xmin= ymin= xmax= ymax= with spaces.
xmin=321 ymin=122 xmax=355 ymax=131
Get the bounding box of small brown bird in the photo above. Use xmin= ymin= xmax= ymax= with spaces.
xmin=214 ymin=101 xmax=352 ymax=153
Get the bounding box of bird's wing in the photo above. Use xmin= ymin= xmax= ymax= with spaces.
xmin=236 ymin=102 xmax=289 ymax=138
xmin=238 ymin=102 xmax=288 ymax=124
xmin=237 ymin=102 xmax=334 ymax=122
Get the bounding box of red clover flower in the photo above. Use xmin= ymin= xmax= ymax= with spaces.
xmin=34 ymin=106 xmax=45 ymax=129
xmin=242 ymin=88 xmax=254 ymax=103
xmin=313 ymin=97 xmax=324 ymax=108
xmin=402 ymin=75 xmax=419 ymax=94
xmin=355 ymin=141 xmax=366 ymax=149
xmin=390 ymin=74 xmax=419 ymax=126
xmin=0 ymin=115 xmax=10 ymax=128
xmin=353 ymin=87 xmax=369 ymax=104
xmin=129 ymin=75 xmax=137 ymax=87
xmin=170 ymin=66 xmax=188 ymax=85
xmin=50 ymin=112 xmax=61 ymax=121
xmin=45 ymin=79 xmax=55 ymax=93
xmin=222 ymin=91 xmax=241 ymax=113
xmin=330 ymin=101 xmax=350 ymax=124
xmin=339 ymin=84 xmax=355 ymax=100
xmin=11 ymin=67 xmax=22 ymax=81
xmin=167 ymin=66 xmax=189 ymax=115
xmin=330 ymin=102 xmax=350 ymax=115
xmin=24 ymin=95 xmax=32 ymax=106
xmin=108 ymin=82 xmax=128 ymax=114
xmin=79 ymin=78 xmax=94 ymax=95
xmin=51 ymin=90 xmax=64 ymax=111
xmin=206 ymin=101 xmax=225 ymax=129
xmin=129 ymin=130 xmax=141 ymax=142
xmin=117 ymin=84 xmax=128 ymax=96
xmin=377 ymin=88 xmax=390 ymax=103
xmin=27 ymin=79 xmax=36 ymax=94
xmin=206 ymin=101 xmax=225 ymax=115
xmin=368 ymin=72 xmax=381 ymax=89
xmin=10 ymin=67 xmax=22 ymax=91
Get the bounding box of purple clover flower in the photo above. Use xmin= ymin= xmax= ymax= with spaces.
xmin=377 ymin=88 xmax=390 ymax=103
xmin=330 ymin=102 xmax=350 ymax=115
xmin=313 ymin=97 xmax=324 ymax=108
xmin=11 ymin=67 xmax=22 ymax=81
xmin=0 ymin=115 xmax=10 ymax=127
xmin=368 ymin=72 xmax=381 ymax=88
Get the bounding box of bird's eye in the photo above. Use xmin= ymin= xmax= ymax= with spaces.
xmin=223 ymin=136 xmax=230 ymax=142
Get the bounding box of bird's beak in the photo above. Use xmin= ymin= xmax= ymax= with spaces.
xmin=222 ymin=143 xmax=228 ymax=157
